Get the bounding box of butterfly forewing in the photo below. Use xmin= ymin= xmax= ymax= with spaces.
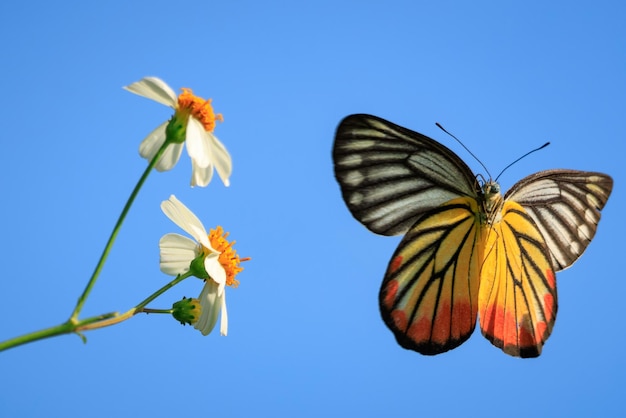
xmin=333 ymin=114 xmax=479 ymax=236
xmin=380 ymin=197 xmax=483 ymax=355
xmin=479 ymin=201 xmax=557 ymax=357
xmin=506 ymin=170 xmax=613 ymax=271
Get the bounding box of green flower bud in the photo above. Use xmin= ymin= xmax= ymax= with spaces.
xmin=172 ymin=297 xmax=201 ymax=326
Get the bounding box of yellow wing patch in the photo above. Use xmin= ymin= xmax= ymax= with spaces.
xmin=379 ymin=197 xmax=483 ymax=355
xmin=479 ymin=201 xmax=557 ymax=358
xmin=380 ymin=199 xmax=558 ymax=358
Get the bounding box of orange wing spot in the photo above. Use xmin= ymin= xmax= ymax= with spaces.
xmin=407 ymin=316 xmax=433 ymax=343
xmin=451 ymin=302 xmax=474 ymax=339
xmin=481 ymin=303 xmax=505 ymax=337
xmin=517 ymin=316 xmax=537 ymax=347
xmin=543 ymin=293 xmax=555 ymax=322
xmin=516 ymin=326 xmax=537 ymax=348
xmin=382 ymin=280 xmax=399 ymax=309
xmin=501 ymin=311 xmax=520 ymax=347
xmin=483 ymin=303 xmax=547 ymax=355
xmin=534 ymin=321 xmax=547 ymax=340
xmin=390 ymin=309 xmax=409 ymax=332
xmin=388 ymin=255 xmax=403 ymax=273
xmin=431 ymin=302 xmax=452 ymax=344
xmin=482 ymin=303 xmax=520 ymax=346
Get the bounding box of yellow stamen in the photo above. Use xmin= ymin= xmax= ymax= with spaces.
xmin=177 ymin=88 xmax=224 ymax=132
xmin=208 ymin=226 xmax=250 ymax=288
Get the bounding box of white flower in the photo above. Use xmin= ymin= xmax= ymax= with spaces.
xmin=159 ymin=195 xmax=228 ymax=336
xmin=124 ymin=77 xmax=232 ymax=187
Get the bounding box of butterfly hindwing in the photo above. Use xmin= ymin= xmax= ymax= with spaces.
xmin=479 ymin=201 xmax=557 ymax=357
xmin=380 ymin=197 xmax=483 ymax=355
xmin=333 ymin=114 xmax=478 ymax=236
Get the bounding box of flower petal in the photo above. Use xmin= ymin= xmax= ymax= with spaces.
xmin=159 ymin=233 xmax=199 ymax=275
xmin=204 ymin=253 xmax=226 ymax=289
xmin=161 ymin=196 xmax=208 ymax=244
xmin=190 ymin=159 xmax=214 ymax=188
xmin=186 ymin=117 xmax=212 ymax=168
xmin=219 ymin=290 xmax=228 ymax=336
xmin=139 ymin=121 xmax=183 ymax=171
xmin=124 ymin=77 xmax=178 ymax=108
xmin=155 ymin=142 xmax=184 ymax=172
xmin=194 ymin=280 xmax=221 ymax=336
xmin=139 ymin=122 xmax=184 ymax=171
xmin=207 ymin=133 xmax=232 ymax=187
xmin=189 ymin=224 xmax=214 ymax=252
xmin=139 ymin=121 xmax=167 ymax=159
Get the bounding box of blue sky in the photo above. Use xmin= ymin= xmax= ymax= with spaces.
xmin=1 ymin=1 xmax=624 ymax=417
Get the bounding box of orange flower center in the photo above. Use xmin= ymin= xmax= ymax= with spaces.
xmin=177 ymin=88 xmax=224 ymax=132
xmin=208 ymin=226 xmax=250 ymax=287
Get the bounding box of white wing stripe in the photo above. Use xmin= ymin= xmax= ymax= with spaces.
xmin=506 ymin=170 xmax=612 ymax=270
xmin=334 ymin=115 xmax=478 ymax=236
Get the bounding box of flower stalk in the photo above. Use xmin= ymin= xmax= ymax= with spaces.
xmin=69 ymin=140 xmax=170 ymax=322
xmin=0 ymin=270 xmax=193 ymax=351
xmin=1 ymin=131 xmax=176 ymax=351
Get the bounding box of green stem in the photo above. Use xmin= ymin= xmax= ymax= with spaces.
xmin=1 ymin=272 xmax=193 ymax=351
xmin=74 ymin=272 xmax=191 ymax=332
xmin=0 ymin=323 xmax=75 ymax=352
xmin=142 ymin=308 xmax=174 ymax=314
xmin=0 ymin=137 xmax=178 ymax=352
xmin=135 ymin=272 xmax=191 ymax=310
xmin=69 ymin=142 xmax=169 ymax=321
xmin=0 ymin=312 xmax=116 ymax=352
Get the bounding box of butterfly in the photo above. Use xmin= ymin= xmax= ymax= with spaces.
xmin=333 ymin=114 xmax=613 ymax=357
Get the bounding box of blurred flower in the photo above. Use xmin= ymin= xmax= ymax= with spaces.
xmin=159 ymin=195 xmax=248 ymax=336
xmin=124 ymin=77 xmax=232 ymax=187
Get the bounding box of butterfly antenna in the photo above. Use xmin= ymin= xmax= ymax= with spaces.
xmin=495 ymin=142 xmax=550 ymax=182
xmin=436 ymin=122 xmax=492 ymax=178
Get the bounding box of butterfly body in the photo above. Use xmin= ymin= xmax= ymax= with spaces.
xmin=333 ymin=114 xmax=613 ymax=357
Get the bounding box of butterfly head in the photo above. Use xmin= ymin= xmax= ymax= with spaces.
xmin=481 ymin=180 xmax=503 ymax=222
xmin=483 ymin=181 xmax=500 ymax=196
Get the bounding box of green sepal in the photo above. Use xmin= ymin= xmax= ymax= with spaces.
xmin=189 ymin=253 xmax=210 ymax=280
xmin=165 ymin=114 xmax=187 ymax=145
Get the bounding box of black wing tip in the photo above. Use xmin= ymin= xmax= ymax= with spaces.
xmin=395 ymin=336 xmax=459 ymax=356
xmin=393 ymin=330 xmax=472 ymax=356
xmin=482 ymin=333 xmax=544 ymax=358
xmin=337 ymin=114 xmax=400 ymax=132
xmin=337 ymin=113 xmax=376 ymax=127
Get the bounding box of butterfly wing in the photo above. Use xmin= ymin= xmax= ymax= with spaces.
xmin=334 ymin=115 xmax=484 ymax=354
xmin=380 ymin=197 xmax=483 ymax=355
xmin=333 ymin=114 xmax=479 ymax=236
xmin=479 ymin=170 xmax=612 ymax=357
xmin=479 ymin=201 xmax=557 ymax=357
xmin=504 ymin=170 xmax=613 ymax=271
